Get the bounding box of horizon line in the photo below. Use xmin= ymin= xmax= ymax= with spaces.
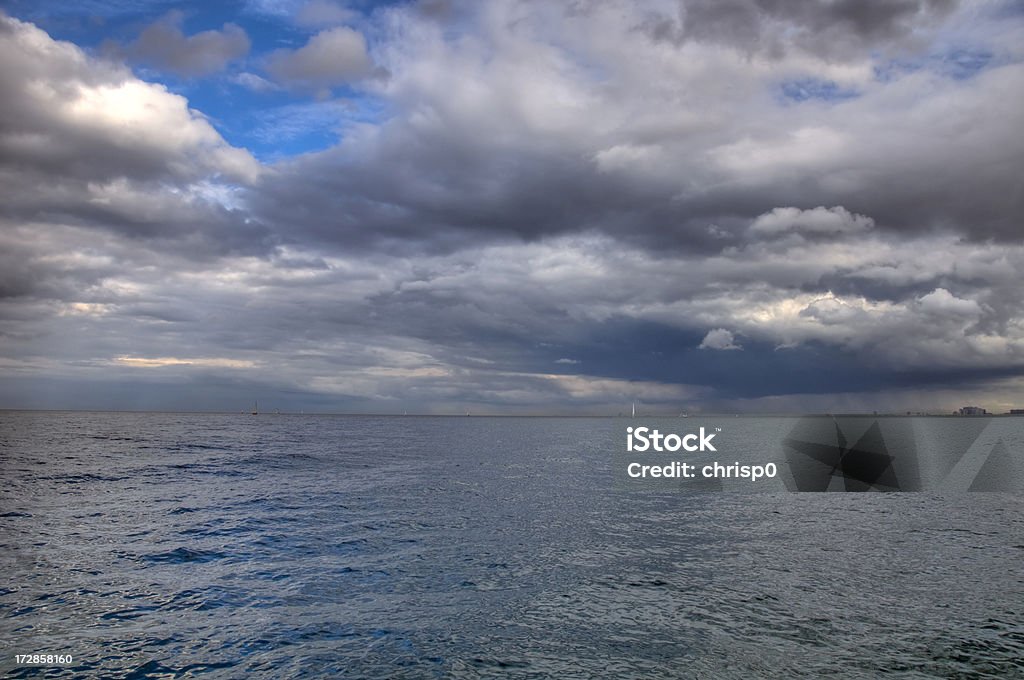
xmin=2 ymin=408 xmax=1021 ymax=418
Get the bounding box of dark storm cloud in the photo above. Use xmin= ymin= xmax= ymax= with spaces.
xmin=645 ymin=0 xmax=957 ymax=58
xmin=5 ymin=227 xmax=1024 ymax=411
xmin=0 ymin=227 xmax=118 ymax=301
xmin=248 ymin=140 xmax=684 ymax=255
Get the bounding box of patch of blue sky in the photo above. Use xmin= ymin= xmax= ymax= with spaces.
xmin=2 ymin=0 xmax=181 ymax=22
xmin=242 ymin=0 xmax=305 ymax=19
xmin=778 ymin=78 xmax=860 ymax=104
xmin=242 ymin=0 xmax=407 ymax=21
xmin=872 ymin=58 xmax=919 ymax=83
xmin=7 ymin=1 xmax=276 ymax=59
xmin=875 ymin=48 xmax=995 ymax=83
xmin=225 ymin=94 xmax=387 ymax=160
xmin=8 ymin=0 xmax=322 ymax=58
xmin=936 ymin=48 xmax=994 ymax=80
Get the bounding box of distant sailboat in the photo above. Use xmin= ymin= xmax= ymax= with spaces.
xmin=632 ymin=401 xmax=636 ymax=418
xmin=251 ymin=400 xmax=258 ymax=416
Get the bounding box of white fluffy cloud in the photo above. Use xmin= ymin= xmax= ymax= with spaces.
xmin=0 ymin=11 xmax=263 ymax=268
xmin=750 ymin=206 xmax=875 ymax=237
xmin=700 ymin=329 xmax=743 ymax=351
xmin=0 ymin=13 xmax=259 ymax=183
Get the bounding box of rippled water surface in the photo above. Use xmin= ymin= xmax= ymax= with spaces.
xmin=1 ymin=412 xmax=1022 ymax=678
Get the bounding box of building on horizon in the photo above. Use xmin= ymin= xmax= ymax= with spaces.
xmin=958 ymin=406 xmax=987 ymax=416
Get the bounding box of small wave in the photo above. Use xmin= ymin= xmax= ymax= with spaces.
xmin=169 ymin=506 xmax=199 ymax=515
xmin=49 ymin=472 xmax=128 ymax=483
xmin=122 ymin=659 xmax=237 ymax=679
xmin=470 ymin=657 xmax=531 ymax=669
xmin=159 ymin=586 xmax=262 ymax=612
xmin=142 ymin=547 xmax=227 ymax=564
xmin=100 ymin=604 xmax=159 ymax=621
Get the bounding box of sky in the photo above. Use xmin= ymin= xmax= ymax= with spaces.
xmin=0 ymin=0 xmax=1022 ymax=415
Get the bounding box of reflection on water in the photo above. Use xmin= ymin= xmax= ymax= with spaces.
xmin=1 ymin=412 xmax=1022 ymax=678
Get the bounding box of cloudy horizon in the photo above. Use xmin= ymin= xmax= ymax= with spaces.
xmin=1 ymin=0 xmax=1023 ymax=415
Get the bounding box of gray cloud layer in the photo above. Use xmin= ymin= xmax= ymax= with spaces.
xmin=113 ymin=11 xmax=251 ymax=77
xmin=649 ymin=0 xmax=958 ymax=58
xmin=266 ymin=26 xmax=383 ymax=92
xmin=248 ymin=0 xmax=1022 ymax=254
xmin=2 ymin=2 xmax=1024 ymax=413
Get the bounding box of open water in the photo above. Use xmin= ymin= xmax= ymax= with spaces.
xmin=1 ymin=412 xmax=1022 ymax=678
